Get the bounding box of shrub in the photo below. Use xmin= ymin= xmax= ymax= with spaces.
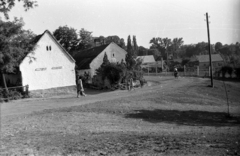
xmin=221 ymin=66 xmax=233 ymax=78
xmin=0 ymin=89 xmax=22 ymax=101
xmin=234 ymin=67 xmax=240 ymax=78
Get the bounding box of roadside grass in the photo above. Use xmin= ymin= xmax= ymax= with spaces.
xmin=1 ymin=77 xmax=240 ymax=155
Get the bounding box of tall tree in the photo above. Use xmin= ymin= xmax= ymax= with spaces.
xmin=125 ymin=35 xmax=135 ymax=70
xmin=132 ymin=35 xmax=138 ymax=56
xmin=0 ymin=18 xmax=35 ymax=92
xmin=149 ymin=37 xmax=172 ymax=61
xmin=0 ymin=0 xmax=38 ymax=19
xmin=53 ymin=25 xmax=79 ymax=56
xmin=171 ymin=38 xmax=184 ymax=59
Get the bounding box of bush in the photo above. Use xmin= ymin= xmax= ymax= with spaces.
xmin=221 ymin=66 xmax=233 ymax=78
xmin=0 ymin=89 xmax=22 ymax=101
xmin=234 ymin=67 xmax=240 ymax=78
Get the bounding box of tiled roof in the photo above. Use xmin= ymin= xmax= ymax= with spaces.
xmin=137 ymin=55 xmax=155 ymax=64
xmin=196 ymin=54 xmax=223 ymax=62
xmin=73 ymin=44 xmax=109 ymax=70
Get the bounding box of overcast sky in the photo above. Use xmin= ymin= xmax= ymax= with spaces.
xmin=3 ymin=0 xmax=240 ymax=48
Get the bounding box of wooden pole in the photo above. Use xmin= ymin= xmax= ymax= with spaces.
xmin=206 ymin=12 xmax=214 ymax=87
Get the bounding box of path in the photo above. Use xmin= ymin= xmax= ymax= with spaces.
xmin=1 ymin=76 xmax=193 ymax=117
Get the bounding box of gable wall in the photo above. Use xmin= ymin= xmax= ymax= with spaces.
xmin=20 ymin=32 xmax=76 ymax=91
xmin=89 ymin=43 xmax=126 ymax=77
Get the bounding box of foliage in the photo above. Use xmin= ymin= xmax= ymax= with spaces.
xmin=170 ymin=38 xmax=184 ymax=59
xmin=53 ymin=25 xmax=79 ymax=55
xmin=125 ymin=35 xmax=136 ymax=70
xmin=132 ymin=35 xmax=138 ymax=55
xmin=215 ymin=42 xmax=223 ymax=52
xmin=0 ymin=18 xmax=36 ymax=73
xmin=78 ymin=28 xmax=94 ymax=51
xmin=0 ymin=88 xmax=22 ymax=101
xmin=149 ymin=37 xmax=171 ymax=60
xmin=181 ymin=58 xmax=190 ymax=66
xmin=234 ymin=67 xmax=240 ymax=78
xmin=220 ymin=66 xmax=233 ymax=78
xmin=0 ymin=0 xmax=38 ymax=19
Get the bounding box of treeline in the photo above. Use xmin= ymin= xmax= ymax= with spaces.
xmin=52 ymin=26 xmax=126 ymax=56
xmin=137 ymin=37 xmax=240 ymax=68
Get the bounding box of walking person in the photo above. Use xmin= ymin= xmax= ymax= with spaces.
xmin=77 ymin=76 xmax=86 ymax=98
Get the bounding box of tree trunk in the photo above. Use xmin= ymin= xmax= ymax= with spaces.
xmin=0 ymin=69 xmax=9 ymax=101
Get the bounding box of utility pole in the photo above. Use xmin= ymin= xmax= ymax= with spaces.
xmin=206 ymin=12 xmax=214 ymax=87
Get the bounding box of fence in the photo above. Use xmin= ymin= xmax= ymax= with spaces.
xmin=0 ymin=85 xmax=29 ymax=102
xmin=143 ymin=66 xmax=222 ymax=78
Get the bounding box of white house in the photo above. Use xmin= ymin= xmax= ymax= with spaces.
xmin=19 ymin=30 xmax=76 ymax=91
xmin=73 ymin=42 xmax=127 ymax=79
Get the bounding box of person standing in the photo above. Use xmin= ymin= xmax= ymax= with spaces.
xmin=77 ymin=76 xmax=86 ymax=98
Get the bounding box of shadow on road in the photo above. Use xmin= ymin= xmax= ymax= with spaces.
xmin=125 ymin=109 xmax=240 ymax=127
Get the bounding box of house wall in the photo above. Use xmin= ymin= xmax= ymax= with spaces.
xmin=20 ymin=32 xmax=76 ymax=91
xmin=89 ymin=43 xmax=126 ymax=77
xmin=199 ymin=61 xmax=224 ymax=71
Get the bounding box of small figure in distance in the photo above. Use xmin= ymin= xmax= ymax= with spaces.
xmin=77 ymin=76 xmax=86 ymax=98
xmin=174 ymin=67 xmax=178 ymax=78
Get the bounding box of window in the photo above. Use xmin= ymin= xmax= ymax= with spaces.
xmin=49 ymin=46 xmax=52 ymax=51
xmin=35 ymin=68 xmax=47 ymax=71
xmin=52 ymin=66 xmax=62 ymax=70
xmin=112 ymin=53 xmax=115 ymax=57
xmin=46 ymin=46 xmax=48 ymax=51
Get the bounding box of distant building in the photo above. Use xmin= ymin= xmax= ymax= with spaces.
xmin=136 ymin=55 xmax=156 ymax=65
xmin=73 ymin=42 xmax=127 ymax=79
xmin=196 ymin=54 xmax=224 ymax=70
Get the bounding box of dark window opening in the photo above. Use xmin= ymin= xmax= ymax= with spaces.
xmin=46 ymin=46 xmax=48 ymax=51
xmin=113 ymin=53 xmax=114 ymax=57
xmin=49 ymin=46 xmax=52 ymax=51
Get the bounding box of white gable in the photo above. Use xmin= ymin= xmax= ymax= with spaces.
xmin=20 ymin=31 xmax=76 ymax=91
xmin=89 ymin=42 xmax=127 ymax=76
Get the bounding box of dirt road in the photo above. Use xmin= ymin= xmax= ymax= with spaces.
xmin=1 ymin=76 xmax=193 ymax=117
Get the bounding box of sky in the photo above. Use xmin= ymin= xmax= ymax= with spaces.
xmin=2 ymin=0 xmax=240 ymax=48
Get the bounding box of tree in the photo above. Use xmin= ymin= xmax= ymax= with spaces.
xmin=125 ymin=35 xmax=136 ymax=70
xmin=150 ymin=37 xmax=172 ymax=61
xmin=53 ymin=25 xmax=79 ymax=56
xmin=102 ymin=52 xmax=110 ymax=66
xmin=0 ymin=18 xmax=36 ymax=93
xmin=0 ymin=0 xmax=38 ymax=19
xmin=78 ymin=28 xmax=94 ymax=51
xmin=171 ymin=38 xmax=184 ymax=59
xmin=132 ymin=35 xmax=138 ymax=56
xmin=215 ymin=42 xmax=223 ymax=52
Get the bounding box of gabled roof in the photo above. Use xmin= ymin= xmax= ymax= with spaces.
xmin=20 ymin=30 xmax=75 ymax=65
xmin=137 ymin=55 xmax=155 ymax=64
xmin=73 ymin=44 xmax=110 ymax=69
xmin=196 ymin=54 xmax=223 ymax=62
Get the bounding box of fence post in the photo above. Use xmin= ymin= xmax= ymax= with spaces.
xmin=197 ymin=66 xmax=199 ymax=76
xmin=184 ymin=65 xmax=186 ymax=76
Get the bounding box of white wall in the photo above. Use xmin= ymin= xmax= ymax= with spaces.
xmin=90 ymin=43 xmax=126 ymax=76
xmin=20 ymin=32 xmax=76 ymax=91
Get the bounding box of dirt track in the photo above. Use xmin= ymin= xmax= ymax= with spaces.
xmin=1 ymin=76 xmax=240 ymax=156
